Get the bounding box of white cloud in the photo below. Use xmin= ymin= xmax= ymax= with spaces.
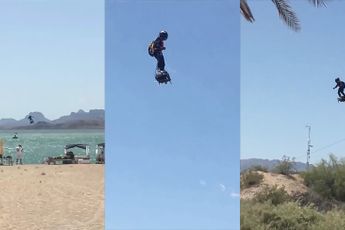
xmin=199 ymin=179 xmax=207 ymax=187
xmin=230 ymin=192 xmax=240 ymax=198
xmin=219 ymin=184 xmax=226 ymax=192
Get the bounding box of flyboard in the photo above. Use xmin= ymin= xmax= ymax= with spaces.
xmin=155 ymin=69 xmax=171 ymax=84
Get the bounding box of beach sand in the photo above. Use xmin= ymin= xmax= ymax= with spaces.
xmin=0 ymin=164 xmax=104 ymax=230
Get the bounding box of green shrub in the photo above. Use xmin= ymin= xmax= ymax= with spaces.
xmin=273 ymin=155 xmax=295 ymax=176
xmin=254 ymin=185 xmax=290 ymax=206
xmin=241 ymin=200 xmax=322 ymax=230
xmin=312 ymin=210 xmax=345 ymax=230
xmin=241 ymin=161 xmax=345 ymax=230
xmin=241 ymin=170 xmax=264 ymax=189
xmin=250 ymin=165 xmax=269 ymax=172
xmin=303 ymin=154 xmax=345 ymax=201
xmin=241 ymin=200 xmax=345 ymax=230
xmin=292 ymin=191 xmax=335 ymax=212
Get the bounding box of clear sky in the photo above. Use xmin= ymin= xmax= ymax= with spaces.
xmin=241 ymin=1 xmax=345 ymax=164
xmin=0 ymin=0 xmax=104 ymax=120
xmin=105 ymin=0 xmax=239 ymax=229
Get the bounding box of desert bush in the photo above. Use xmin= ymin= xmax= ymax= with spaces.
xmin=241 ymin=156 xmax=345 ymax=230
xmin=241 ymin=200 xmax=322 ymax=230
xmin=241 ymin=170 xmax=263 ymax=189
xmin=241 ymin=200 xmax=345 ymax=230
xmin=292 ymin=191 xmax=335 ymax=212
xmin=303 ymin=154 xmax=345 ymax=201
xmin=250 ymin=165 xmax=268 ymax=172
xmin=311 ymin=209 xmax=345 ymax=230
xmin=254 ymin=185 xmax=290 ymax=206
xmin=273 ymin=155 xmax=295 ymax=176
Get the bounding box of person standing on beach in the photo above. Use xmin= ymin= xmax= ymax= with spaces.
xmin=15 ymin=144 xmax=24 ymax=165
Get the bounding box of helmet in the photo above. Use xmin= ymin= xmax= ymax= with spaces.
xmin=335 ymin=78 xmax=340 ymax=82
xmin=159 ymin=30 xmax=168 ymax=40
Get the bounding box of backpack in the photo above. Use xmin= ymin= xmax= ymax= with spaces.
xmin=148 ymin=41 xmax=156 ymax=56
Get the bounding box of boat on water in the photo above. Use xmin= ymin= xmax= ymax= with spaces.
xmin=43 ymin=143 xmax=91 ymax=165
xmin=66 ymin=144 xmax=91 ymax=164
xmin=12 ymin=133 xmax=18 ymax=139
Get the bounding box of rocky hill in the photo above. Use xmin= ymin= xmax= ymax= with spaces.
xmin=0 ymin=109 xmax=104 ymax=130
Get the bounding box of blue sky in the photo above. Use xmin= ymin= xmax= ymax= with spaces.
xmin=106 ymin=0 xmax=239 ymax=229
xmin=241 ymin=1 xmax=345 ymax=164
xmin=0 ymin=0 xmax=104 ymax=120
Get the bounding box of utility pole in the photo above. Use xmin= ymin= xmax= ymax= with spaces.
xmin=306 ymin=125 xmax=313 ymax=169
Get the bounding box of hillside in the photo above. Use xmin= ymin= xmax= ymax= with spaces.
xmin=241 ymin=171 xmax=308 ymax=200
xmin=241 ymin=155 xmax=345 ymax=229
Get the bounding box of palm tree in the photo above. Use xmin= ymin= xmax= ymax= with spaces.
xmin=241 ymin=0 xmax=328 ymax=32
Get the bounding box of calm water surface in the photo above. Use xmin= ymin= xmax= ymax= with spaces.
xmin=0 ymin=129 xmax=104 ymax=164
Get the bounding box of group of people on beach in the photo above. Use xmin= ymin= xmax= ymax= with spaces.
xmin=0 ymin=144 xmax=24 ymax=165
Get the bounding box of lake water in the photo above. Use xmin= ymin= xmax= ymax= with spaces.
xmin=0 ymin=129 xmax=104 ymax=164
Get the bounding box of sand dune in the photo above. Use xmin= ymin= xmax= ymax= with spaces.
xmin=0 ymin=164 xmax=104 ymax=230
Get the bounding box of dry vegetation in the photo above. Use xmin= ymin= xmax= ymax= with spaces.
xmin=241 ymin=155 xmax=345 ymax=230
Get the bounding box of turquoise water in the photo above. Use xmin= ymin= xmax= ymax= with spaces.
xmin=0 ymin=129 xmax=104 ymax=164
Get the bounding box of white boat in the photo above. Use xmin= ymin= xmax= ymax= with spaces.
xmin=64 ymin=144 xmax=91 ymax=164
xmin=44 ymin=144 xmax=91 ymax=165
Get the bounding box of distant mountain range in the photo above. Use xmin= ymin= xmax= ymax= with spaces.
xmin=0 ymin=109 xmax=104 ymax=130
xmin=241 ymin=158 xmax=310 ymax=172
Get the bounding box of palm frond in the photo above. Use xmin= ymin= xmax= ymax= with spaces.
xmin=241 ymin=0 xmax=255 ymax=22
xmin=307 ymin=0 xmax=327 ymax=7
xmin=272 ymin=0 xmax=301 ymax=32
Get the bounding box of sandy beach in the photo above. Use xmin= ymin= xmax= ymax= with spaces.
xmin=0 ymin=164 xmax=104 ymax=230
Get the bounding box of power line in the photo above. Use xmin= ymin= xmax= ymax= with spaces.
xmin=312 ymin=137 xmax=345 ymax=153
